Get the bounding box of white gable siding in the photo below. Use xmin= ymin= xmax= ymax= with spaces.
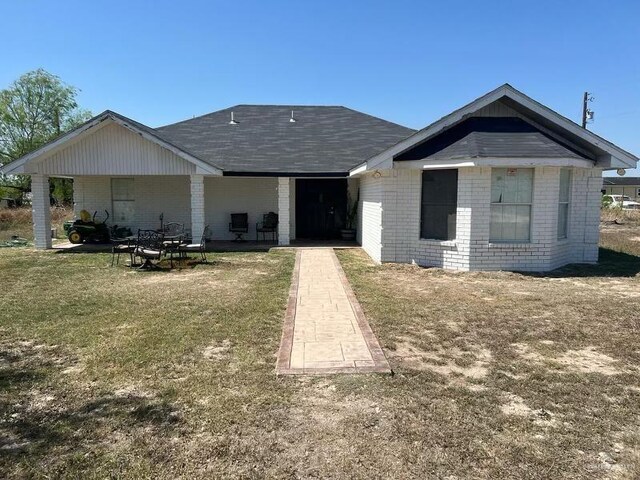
xmin=37 ymin=123 xmax=196 ymax=176
xmin=358 ymin=174 xmax=383 ymax=263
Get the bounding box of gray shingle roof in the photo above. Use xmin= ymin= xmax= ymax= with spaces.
xmin=155 ymin=105 xmax=415 ymax=175
xmin=602 ymin=177 xmax=640 ymax=186
xmin=395 ymin=117 xmax=589 ymax=161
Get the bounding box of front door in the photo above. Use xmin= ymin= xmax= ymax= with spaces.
xmin=295 ymin=179 xmax=347 ymax=239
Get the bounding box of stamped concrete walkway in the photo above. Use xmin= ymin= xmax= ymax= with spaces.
xmin=276 ymin=248 xmax=390 ymax=375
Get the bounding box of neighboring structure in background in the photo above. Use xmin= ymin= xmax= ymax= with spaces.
xmin=2 ymin=84 xmax=638 ymax=271
xmin=602 ymin=177 xmax=640 ymax=202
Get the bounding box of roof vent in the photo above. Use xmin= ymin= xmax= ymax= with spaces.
xmin=289 ymin=110 xmax=296 ymax=123
xmin=229 ymin=111 xmax=238 ymax=125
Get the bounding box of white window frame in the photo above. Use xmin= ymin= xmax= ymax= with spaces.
xmin=490 ymin=168 xmax=534 ymax=243
xmin=111 ymin=178 xmax=135 ymax=225
xmin=557 ymin=168 xmax=571 ymax=240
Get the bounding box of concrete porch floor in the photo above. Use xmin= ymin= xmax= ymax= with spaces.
xmin=52 ymin=239 xmax=359 ymax=253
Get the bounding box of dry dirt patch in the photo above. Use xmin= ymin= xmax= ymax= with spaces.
xmin=556 ymin=347 xmax=623 ymax=376
xmin=513 ymin=342 xmax=624 ymax=376
xmin=500 ymin=393 xmax=559 ymax=428
xmin=203 ymin=339 xmax=232 ymax=360
xmin=390 ymin=337 xmax=492 ymax=382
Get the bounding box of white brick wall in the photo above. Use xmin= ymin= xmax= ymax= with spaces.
xmin=363 ymin=166 xmax=603 ymax=272
xmin=31 ymin=174 xmax=52 ymax=249
xmin=277 ymin=177 xmax=291 ymax=245
xmin=190 ymin=175 xmax=205 ymax=241
xmin=75 ymin=176 xmax=191 ymax=231
xmin=358 ymin=174 xmax=383 ymax=263
xmin=205 ymin=177 xmax=279 ymax=240
xmin=73 ymin=176 xmax=284 ymax=240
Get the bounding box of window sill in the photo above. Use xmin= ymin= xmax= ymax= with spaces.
xmin=556 ymin=238 xmax=570 ymax=245
xmin=419 ymin=238 xmax=458 ymax=248
xmin=488 ymin=242 xmax=532 ymax=249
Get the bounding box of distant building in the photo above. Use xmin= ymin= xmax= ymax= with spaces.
xmin=602 ymin=177 xmax=640 ymax=201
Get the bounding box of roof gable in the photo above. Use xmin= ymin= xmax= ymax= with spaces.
xmin=1 ymin=111 xmax=222 ymax=176
xmin=354 ymin=84 xmax=639 ymax=173
xmin=395 ymin=117 xmax=589 ymax=161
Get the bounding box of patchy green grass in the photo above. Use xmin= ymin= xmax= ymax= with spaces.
xmin=334 ymin=235 xmax=640 ymax=479
xmin=2 ymin=221 xmax=640 ymax=479
xmin=0 ymin=249 xmax=297 ymax=478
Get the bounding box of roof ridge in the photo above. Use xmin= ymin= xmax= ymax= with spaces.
xmin=339 ymin=106 xmax=416 ymax=133
xmin=233 ymin=104 xmax=345 ymax=107
xmin=155 ymin=106 xmax=235 ymax=129
xmin=156 ymin=104 xmax=416 ymax=131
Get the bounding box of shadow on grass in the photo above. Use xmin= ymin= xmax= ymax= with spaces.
xmin=526 ymin=248 xmax=640 ymax=278
xmin=0 ymin=343 xmax=181 ymax=463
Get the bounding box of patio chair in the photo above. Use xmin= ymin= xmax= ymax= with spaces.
xmin=256 ymin=212 xmax=278 ymax=242
xmin=229 ymin=213 xmax=249 ymax=241
xmin=161 ymin=222 xmax=185 ymax=266
xmin=134 ymin=229 xmax=165 ymax=269
xmin=110 ymin=236 xmax=136 ymax=267
xmin=162 ymin=222 xmax=184 ymax=237
xmin=179 ymin=225 xmax=209 ymax=262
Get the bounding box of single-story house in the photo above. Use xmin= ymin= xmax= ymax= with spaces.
xmin=2 ymin=84 xmax=638 ymax=271
xmin=602 ymin=177 xmax=640 ymax=202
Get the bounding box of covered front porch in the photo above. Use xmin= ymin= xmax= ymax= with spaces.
xmin=0 ymin=110 xmax=361 ymax=250
xmin=30 ymin=174 xmax=359 ymax=249
xmin=30 ymin=174 xmax=295 ymax=249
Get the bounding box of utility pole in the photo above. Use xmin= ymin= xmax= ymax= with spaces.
xmin=582 ymin=92 xmax=594 ymax=129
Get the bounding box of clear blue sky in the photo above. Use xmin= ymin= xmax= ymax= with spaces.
xmin=1 ymin=0 xmax=638 ymax=174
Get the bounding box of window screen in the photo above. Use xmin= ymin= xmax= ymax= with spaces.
xmin=557 ymin=169 xmax=571 ymax=239
xmin=111 ymin=178 xmax=135 ymax=225
xmin=420 ymin=169 xmax=458 ymax=240
xmin=490 ymin=168 xmax=533 ymax=242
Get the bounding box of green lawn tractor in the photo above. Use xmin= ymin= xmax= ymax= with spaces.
xmin=63 ymin=210 xmax=111 ymax=244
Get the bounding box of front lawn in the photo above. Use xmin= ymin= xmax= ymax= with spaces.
xmin=1 ymin=227 xmax=639 ymax=478
xmin=0 ymin=250 xmax=297 ymax=478
xmin=335 ymin=241 xmax=640 ymax=479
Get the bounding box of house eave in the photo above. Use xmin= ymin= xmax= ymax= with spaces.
xmin=0 ymin=111 xmax=223 ymax=176
xmin=223 ymin=171 xmax=349 ymax=178
xmin=350 ymin=84 xmax=638 ymax=175
xmin=393 ymin=156 xmax=597 ymax=170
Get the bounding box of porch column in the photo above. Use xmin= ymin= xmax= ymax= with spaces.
xmin=190 ymin=174 xmax=205 ymax=241
xmin=31 ymin=174 xmax=52 ymax=249
xmin=277 ymin=177 xmax=290 ymax=245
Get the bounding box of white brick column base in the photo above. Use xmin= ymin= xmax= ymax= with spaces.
xmin=190 ymin=175 xmax=205 ymax=242
xmin=31 ymin=174 xmax=52 ymax=249
xmin=277 ymin=177 xmax=290 ymax=245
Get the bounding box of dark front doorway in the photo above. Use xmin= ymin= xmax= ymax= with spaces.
xmin=295 ymin=179 xmax=347 ymax=239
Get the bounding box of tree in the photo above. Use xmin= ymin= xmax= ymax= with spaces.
xmin=0 ymin=69 xmax=91 ymax=204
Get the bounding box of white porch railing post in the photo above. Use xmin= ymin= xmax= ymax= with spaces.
xmin=31 ymin=174 xmax=52 ymax=249
xmin=190 ymin=174 xmax=205 ymax=241
xmin=277 ymin=177 xmax=290 ymax=245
